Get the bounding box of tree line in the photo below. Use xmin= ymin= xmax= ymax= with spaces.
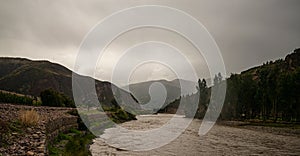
xmin=166 ymin=49 xmax=299 ymax=122
xmin=195 ymin=49 xmax=300 ymax=122
xmin=220 ymin=63 xmax=300 ymax=122
xmin=0 ymin=89 xmax=75 ymax=108
xmin=0 ymin=91 xmax=34 ymax=105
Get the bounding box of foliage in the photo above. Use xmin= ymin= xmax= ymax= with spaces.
xmin=0 ymin=91 xmax=34 ymax=105
xmin=48 ymin=130 xmax=95 ymax=156
xmin=185 ymin=49 xmax=300 ymax=122
xmin=19 ymin=109 xmax=40 ymax=126
xmin=40 ymin=88 xmax=75 ymax=107
xmin=112 ymin=108 xmax=136 ymax=123
xmin=219 ymin=49 xmax=300 ymax=122
xmin=196 ymin=79 xmax=209 ymax=118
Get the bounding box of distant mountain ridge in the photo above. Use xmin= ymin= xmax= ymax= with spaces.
xmin=125 ymin=79 xmax=198 ymax=106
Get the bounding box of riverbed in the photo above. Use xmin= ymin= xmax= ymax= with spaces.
xmin=90 ymin=114 xmax=300 ymax=156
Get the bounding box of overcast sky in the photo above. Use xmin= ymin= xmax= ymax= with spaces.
xmin=0 ymin=0 xmax=299 ymax=85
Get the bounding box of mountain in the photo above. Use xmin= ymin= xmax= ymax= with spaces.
xmin=0 ymin=57 xmax=140 ymax=112
xmin=124 ymin=79 xmax=198 ymax=107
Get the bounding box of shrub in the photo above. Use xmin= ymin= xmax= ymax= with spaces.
xmin=40 ymin=89 xmax=64 ymax=107
xmin=69 ymin=128 xmax=81 ymax=135
xmin=57 ymin=133 xmax=72 ymax=141
xmin=0 ymin=91 xmax=34 ymax=105
xmin=40 ymin=89 xmax=75 ymax=107
xmin=19 ymin=109 xmax=40 ymax=126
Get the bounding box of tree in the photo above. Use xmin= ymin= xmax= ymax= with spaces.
xmin=196 ymin=79 xmax=209 ymax=118
xmin=40 ymin=89 xmax=74 ymax=107
xmin=213 ymin=72 xmax=223 ymax=86
xmin=222 ymin=74 xmax=240 ymax=119
xmin=40 ymin=89 xmax=63 ymax=107
xmin=213 ymin=75 xmax=219 ymax=86
xmin=61 ymin=94 xmax=75 ymax=108
xmin=238 ymin=75 xmax=257 ymax=119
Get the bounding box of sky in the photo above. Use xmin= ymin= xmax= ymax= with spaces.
xmin=0 ymin=0 xmax=299 ymax=85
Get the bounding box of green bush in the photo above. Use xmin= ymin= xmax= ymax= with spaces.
xmin=0 ymin=91 xmax=34 ymax=105
xmin=40 ymin=89 xmax=75 ymax=107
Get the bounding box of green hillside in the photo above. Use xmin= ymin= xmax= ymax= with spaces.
xmin=0 ymin=58 xmax=72 ymax=97
xmin=161 ymin=49 xmax=300 ymax=122
xmin=221 ymin=48 xmax=300 ymax=122
xmin=0 ymin=57 xmax=140 ymax=112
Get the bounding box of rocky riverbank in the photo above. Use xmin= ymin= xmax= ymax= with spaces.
xmin=0 ymin=104 xmax=78 ymax=156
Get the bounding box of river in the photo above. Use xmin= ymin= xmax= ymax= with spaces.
xmin=90 ymin=114 xmax=300 ymax=156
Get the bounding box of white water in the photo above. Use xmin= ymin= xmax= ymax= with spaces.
xmin=90 ymin=114 xmax=300 ymax=156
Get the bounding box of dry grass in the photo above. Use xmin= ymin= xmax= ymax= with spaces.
xmin=19 ymin=109 xmax=40 ymax=126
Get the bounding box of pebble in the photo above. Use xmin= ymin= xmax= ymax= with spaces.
xmin=37 ymin=145 xmax=45 ymax=152
xmin=32 ymin=134 xmax=39 ymax=139
xmin=26 ymin=151 xmax=34 ymax=156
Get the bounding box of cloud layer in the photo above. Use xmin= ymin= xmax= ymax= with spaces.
xmin=0 ymin=0 xmax=299 ymax=84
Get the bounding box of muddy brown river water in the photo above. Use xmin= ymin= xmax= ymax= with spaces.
xmin=90 ymin=114 xmax=300 ymax=156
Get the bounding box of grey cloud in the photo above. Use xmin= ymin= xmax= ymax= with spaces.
xmin=0 ymin=0 xmax=299 ymax=82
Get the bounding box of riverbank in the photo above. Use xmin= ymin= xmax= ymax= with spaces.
xmin=0 ymin=104 xmax=77 ymax=156
xmin=90 ymin=114 xmax=300 ymax=156
xmin=218 ymin=120 xmax=300 ymax=137
xmin=0 ymin=104 xmax=136 ymax=156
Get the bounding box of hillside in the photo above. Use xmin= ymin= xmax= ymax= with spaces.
xmin=221 ymin=48 xmax=300 ymax=121
xmin=0 ymin=57 xmax=140 ymax=112
xmin=241 ymin=48 xmax=300 ymax=77
xmin=0 ymin=58 xmax=72 ymax=97
xmin=157 ymin=49 xmax=300 ymax=121
xmin=0 ymin=59 xmax=139 ymax=155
